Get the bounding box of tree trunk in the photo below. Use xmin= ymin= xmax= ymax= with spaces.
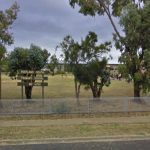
xmin=74 ymin=77 xmax=81 ymax=105
xmin=25 ymin=86 xmax=33 ymax=99
xmin=90 ymin=84 xmax=101 ymax=100
xmin=52 ymin=70 xmax=54 ymax=76
xmin=97 ymin=87 xmax=102 ymax=98
xmin=92 ymin=88 xmax=98 ymax=98
xmin=133 ymin=80 xmax=141 ymax=102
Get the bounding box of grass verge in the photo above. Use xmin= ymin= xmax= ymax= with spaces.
xmin=0 ymin=123 xmax=150 ymax=140
xmin=1 ymin=113 xmax=150 ymax=141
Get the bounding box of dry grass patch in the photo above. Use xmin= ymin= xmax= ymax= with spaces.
xmin=0 ymin=123 xmax=150 ymax=140
xmin=1 ymin=74 xmax=134 ymax=99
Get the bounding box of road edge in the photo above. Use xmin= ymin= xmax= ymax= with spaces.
xmin=1 ymin=135 xmax=150 ymax=146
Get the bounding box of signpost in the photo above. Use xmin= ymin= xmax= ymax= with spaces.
xmin=17 ymin=70 xmax=48 ymax=100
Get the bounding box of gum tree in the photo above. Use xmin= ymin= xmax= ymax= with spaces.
xmin=114 ymin=2 xmax=150 ymax=97
xmin=60 ymin=35 xmax=82 ymax=104
xmin=60 ymin=32 xmax=111 ymax=100
xmin=69 ymin=0 xmax=150 ymax=98
xmin=74 ymin=32 xmax=111 ymax=98
xmin=0 ymin=2 xmax=19 ymax=100
xmin=74 ymin=58 xmax=110 ymax=98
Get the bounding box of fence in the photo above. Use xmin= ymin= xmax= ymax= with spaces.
xmin=0 ymin=97 xmax=150 ymax=115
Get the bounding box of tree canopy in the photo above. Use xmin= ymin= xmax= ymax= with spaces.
xmin=0 ymin=2 xmax=19 ymax=100
xmin=74 ymin=58 xmax=110 ymax=98
xmin=0 ymin=2 xmax=19 ymax=60
xmin=8 ymin=44 xmax=50 ymax=99
xmin=114 ymin=2 xmax=150 ymax=96
xmin=60 ymin=32 xmax=111 ymax=99
xmin=69 ymin=0 xmax=150 ymax=98
xmin=69 ymin=0 xmax=148 ymax=41
xmin=9 ymin=44 xmax=50 ymax=76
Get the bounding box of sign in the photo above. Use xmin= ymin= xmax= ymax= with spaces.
xmin=17 ymin=82 xmax=48 ymax=86
xmin=17 ymin=70 xmax=48 ymax=99
xmin=17 ymin=76 xmax=48 ymax=80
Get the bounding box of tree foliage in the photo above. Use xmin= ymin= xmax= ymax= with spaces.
xmin=0 ymin=2 xmax=19 ymax=101
xmin=60 ymin=32 xmax=111 ymax=99
xmin=75 ymin=32 xmax=111 ymax=98
xmin=60 ymin=35 xmax=82 ymax=103
xmin=74 ymin=59 xmax=110 ymax=98
xmin=114 ymin=2 xmax=150 ymax=96
xmin=9 ymin=44 xmax=50 ymax=76
xmin=69 ymin=0 xmax=150 ymax=97
xmin=9 ymin=44 xmax=50 ymax=99
xmin=0 ymin=2 xmax=19 ymax=60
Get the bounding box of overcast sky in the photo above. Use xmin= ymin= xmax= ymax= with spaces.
xmin=1 ymin=0 xmax=121 ymax=63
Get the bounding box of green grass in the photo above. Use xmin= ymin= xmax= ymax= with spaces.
xmin=1 ymin=74 xmax=134 ymax=99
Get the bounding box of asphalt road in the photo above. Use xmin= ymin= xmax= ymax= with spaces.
xmin=0 ymin=140 xmax=150 ymax=150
